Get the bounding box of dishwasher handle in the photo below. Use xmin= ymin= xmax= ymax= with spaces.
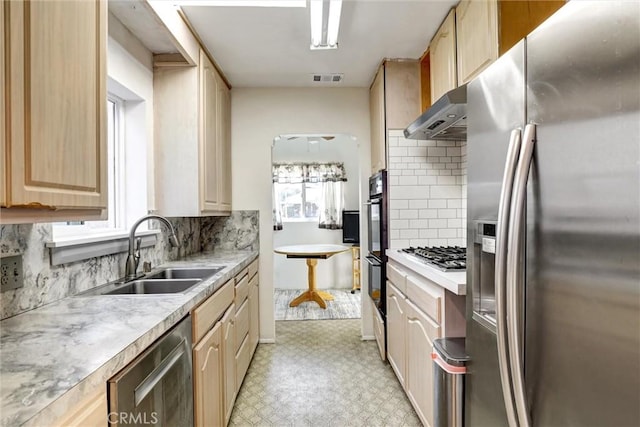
xmin=134 ymin=338 xmax=187 ymax=407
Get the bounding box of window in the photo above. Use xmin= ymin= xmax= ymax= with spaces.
xmin=274 ymin=182 xmax=321 ymax=220
xmin=272 ymin=162 xmax=347 ymax=228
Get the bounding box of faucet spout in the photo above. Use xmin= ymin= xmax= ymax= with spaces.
xmin=125 ymin=214 xmax=179 ymax=280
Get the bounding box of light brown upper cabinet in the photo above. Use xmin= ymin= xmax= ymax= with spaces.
xmin=429 ymin=9 xmax=457 ymax=103
xmin=369 ymin=68 xmax=385 ymax=175
xmin=216 ymin=70 xmax=232 ymax=212
xmin=155 ymin=49 xmax=231 ymax=216
xmin=369 ymin=60 xmax=420 ymax=174
xmin=456 ymin=0 xmax=498 ymax=85
xmin=1 ymin=0 xmax=107 ymax=223
xmin=423 ymin=1 xmax=565 ymax=109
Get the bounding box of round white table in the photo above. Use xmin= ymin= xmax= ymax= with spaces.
xmin=274 ymin=244 xmax=350 ymax=309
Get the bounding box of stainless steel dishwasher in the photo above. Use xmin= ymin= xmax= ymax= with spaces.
xmin=108 ymin=316 xmax=193 ymax=426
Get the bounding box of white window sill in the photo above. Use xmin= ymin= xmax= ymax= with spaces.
xmin=45 ymin=230 xmax=160 ymax=266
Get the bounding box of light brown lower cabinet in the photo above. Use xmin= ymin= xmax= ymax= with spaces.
xmin=371 ymin=297 xmax=386 ymax=360
xmin=405 ymin=299 xmax=441 ymax=427
xmin=191 ymin=257 xmax=260 ymax=427
xmin=53 ymin=388 xmax=107 ymax=427
xmin=221 ymin=304 xmax=237 ymax=425
xmin=193 ymin=321 xmax=223 ymax=427
xmin=248 ymin=273 xmax=259 ymax=355
xmin=386 ymin=282 xmax=407 ymax=387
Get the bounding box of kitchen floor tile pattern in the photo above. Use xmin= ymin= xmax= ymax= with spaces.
xmin=229 ymin=319 xmax=421 ymax=427
xmin=274 ymin=289 xmax=361 ymax=321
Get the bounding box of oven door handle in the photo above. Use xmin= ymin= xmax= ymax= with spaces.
xmin=365 ymin=256 xmax=381 ymax=267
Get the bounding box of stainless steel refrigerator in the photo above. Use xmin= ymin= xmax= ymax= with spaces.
xmin=465 ymin=2 xmax=640 ymax=426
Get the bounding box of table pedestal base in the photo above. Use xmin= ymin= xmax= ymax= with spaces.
xmin=288 ymin=259 xmax=334 ymax=309
xmin=289 ymin=290 xmax=334 ymax=309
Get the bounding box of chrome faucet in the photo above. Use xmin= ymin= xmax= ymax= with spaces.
xmin=125 ymin=215 xmax=180 ymax=280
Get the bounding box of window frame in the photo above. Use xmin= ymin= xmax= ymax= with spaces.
xmin=275 ymin=181 xmax=321 ymax=222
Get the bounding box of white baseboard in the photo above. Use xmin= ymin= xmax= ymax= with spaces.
xmin=361 ymin=335 xmax=375 ymax=341
xmin=259 ymin=338 xmax=276 ymax=344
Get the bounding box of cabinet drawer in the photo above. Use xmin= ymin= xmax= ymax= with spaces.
xmin=234 ymin=274 xmax=249 ymax=307
xmin=235 ymin=298 xmax=250 ymax=353
xmin=387 ymin=262 xmax=407 ymax=293
xmin=192 ymin=279 xmax=234 ymax=343
xmin=235 ymin=334 xmax=251 ymax=388
xmin=248 ymin=258 xmax=259 ymax=279
xmin=406 ymin=275 xmax=442 ymax=324
xmin=236 ymin=267 xmax=249 ymax=282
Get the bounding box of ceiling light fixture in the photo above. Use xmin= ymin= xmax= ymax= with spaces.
xmin=310 ymin=0 xmax=342 ymax=50
xmin=174 ymin=0 xmax=306 ymax=7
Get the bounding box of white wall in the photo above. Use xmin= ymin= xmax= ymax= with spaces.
xmin=231 ymin=88 xmax=372 ymax=342
xmin=273 ymin=135 xmax=358 ymax=290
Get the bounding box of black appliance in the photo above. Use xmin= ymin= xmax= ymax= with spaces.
xmin=400 ymin=246 xmax=466 ymax=271
xmin=365 ymin=171 xmax=388 ymax=317
xmin=341 ymin=210 xmax=360 ymax=244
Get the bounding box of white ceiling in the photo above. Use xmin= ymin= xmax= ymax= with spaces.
xmin=180 ymin=0 xmax=457 ymax=88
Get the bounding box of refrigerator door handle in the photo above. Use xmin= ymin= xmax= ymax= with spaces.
xmin=506 ymin=123 xmax=537 ymax=427
xmin=495 ymin=128 xmax=522 ymax=427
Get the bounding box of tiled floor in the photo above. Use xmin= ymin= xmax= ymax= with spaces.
xmin=229 ymin=319 xmax=421 ymax=427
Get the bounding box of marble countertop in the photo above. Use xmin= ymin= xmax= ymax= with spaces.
xmin=0 ymin=250 xmax=258 ymax=427
xmin=386 ymin=249 xmax=466 ymax=295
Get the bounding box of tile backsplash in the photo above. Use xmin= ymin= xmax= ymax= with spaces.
xmin=387 ymin=130 xmax=467 ymax=249
xmin=0 ymin=211 xmax=258 ymax=320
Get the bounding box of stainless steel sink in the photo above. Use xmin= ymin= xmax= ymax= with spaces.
xmin=144 ymin=267 xmax=223 ymax=280
xmin=77 ymin=266 xmax=224 ymax=297
xmin=104 ymin=279 xmax=201 ymax=295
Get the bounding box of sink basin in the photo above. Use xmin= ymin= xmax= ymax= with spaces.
xmin=104 ymin=279 xmax=202 ymax=295
xmin=144 ymin=267 xmax=223 ymax=280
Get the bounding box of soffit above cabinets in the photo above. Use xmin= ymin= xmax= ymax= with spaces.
xmin=109 ymin=0 xmax=178 ymax=54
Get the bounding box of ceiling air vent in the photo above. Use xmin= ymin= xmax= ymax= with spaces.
xmin=312 ymin=73 xmax=344 ymax=83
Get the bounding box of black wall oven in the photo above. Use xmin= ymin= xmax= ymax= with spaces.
xmin=366 ymin=171 xmax=388 ymax=318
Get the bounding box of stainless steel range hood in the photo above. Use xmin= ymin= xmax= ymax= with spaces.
xmin=404 ymin=85 xmax=467 ymax=141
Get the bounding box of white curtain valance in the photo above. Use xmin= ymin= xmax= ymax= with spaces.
xmin=272 ymin=162 xmax=347 ymax=184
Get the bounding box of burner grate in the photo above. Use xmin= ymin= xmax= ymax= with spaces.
xmin=400 ymin=246 xmax=467 ymax=271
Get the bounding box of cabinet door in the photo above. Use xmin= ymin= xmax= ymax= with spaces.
xmin=405 ymin=300 xmax=441 ymax=427
xmin=248 ymin=274 xmax=260 ymax=355
xmin=371 ymin=297 xmax=386 ymax=360
xmin=54 ymin=389 xmax=107 ymax=427
xmin=6 ymin=0 xmax=106 ymax=209
xmin=430 ymin=9 xmax=457 ymax=102
xmin=384 ymin=60 xmax=420 ymax=130
xmin=217 ymin=76 xmax=232 ymax=211
xmin=456 ymin=0 xmax=498 ymax=85
xmin=221 ymin=305 xmax=237 ymax=425
xmin=386 ymin=282 xmax=407 ymax=388
xmin=200 ymin=51 xmax=219 ymax=212
xmin=194 ymin=321 xmax=223 ymax=427
xmin=369 ymin=67 xmax=385 ymax=174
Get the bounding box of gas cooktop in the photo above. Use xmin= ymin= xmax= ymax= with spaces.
xmin=400 ymin=246 xmax=466 ymax=271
